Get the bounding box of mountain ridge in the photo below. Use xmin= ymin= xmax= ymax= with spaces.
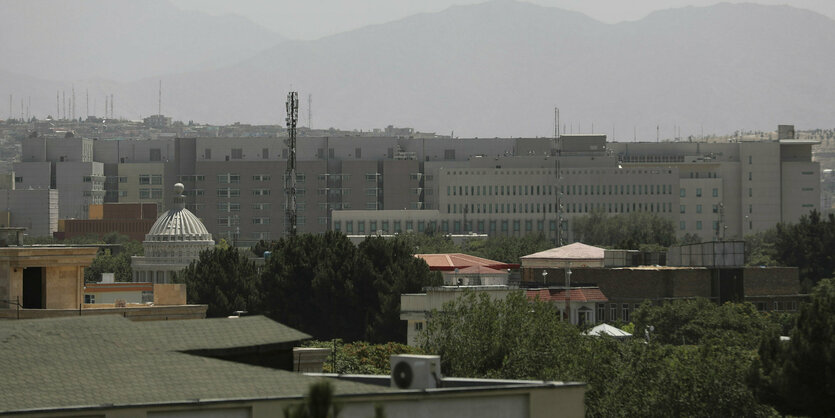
xmin=2 ymin=1 xmax=833 ymax=138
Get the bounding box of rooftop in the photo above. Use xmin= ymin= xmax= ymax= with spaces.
xmin=521 ymin=243 xmax=605 ymax=261
xmin=527 ymin=287 xmax=608 ymax=303
xmin=0 ymin=315 xmax=383 ymax=414
xmin=415 ymin=253 xmax=518 ymax=271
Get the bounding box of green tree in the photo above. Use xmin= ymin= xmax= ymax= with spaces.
xmin=178 ymin=247 xmax=260 ymax=317
xmin=83 ymin=234 xmax=144 ymax=282
xmin=631 ymin=299 xmax=777 ymax=349
xmin=749 ymin=278 xmax=835 ymax=417
xmin=572 ymin=211 xmax=676 ymax=250
xmin=771 ymin=210 xmax=835 ymax=288
xmin=420 ymin=291 xmax=581 ymax=379
xmin=303 ymin=340 xmax=425 ymax=375
xmin=259 ymin=232 xmax=373 ymax=341
xmin=358 ymin=236 xmax=442 ymax=343
xmin=461 ymin=233 xmax=552 ymax=264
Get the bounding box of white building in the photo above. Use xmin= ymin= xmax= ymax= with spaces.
xmin=131 ymin=183 xmax=214 ymax=283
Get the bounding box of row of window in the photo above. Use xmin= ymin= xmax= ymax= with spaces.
xmin=334 ymin=219 xmax=565 ymax=235
xmin=216 ymin=217 xmax=272 ymax=226
xmin=679 ymin=220 xmax=722 ymax=231
xmin=680 ymin=188 xmax=719 ymax=198
xmin=216 ymin=188 xmax=284 ymax=197
xmin=596 ymin=303 xmax=640 ymax=323
xmin=448 ymin=201 xmax=673 ymax=215
xmin=447 ymin=184 xmax=675 ymax=197
xmin=680 ymin=204 xmax=724 ymax=214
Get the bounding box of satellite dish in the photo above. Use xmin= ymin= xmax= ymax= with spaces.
xmin=392 ymin=361 xmax=414 ymax=389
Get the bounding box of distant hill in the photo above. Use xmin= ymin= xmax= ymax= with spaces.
xmin=2 ymin=1 xmax=834 ymax=137
xmin=0 ymin=0 xmax=284 ymax=82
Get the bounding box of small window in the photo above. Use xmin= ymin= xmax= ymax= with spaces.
xmin=680 ymin=188 xmax=686 ymax=197
xmin=205 ymin=148 xmax=212 ymax=159
xmin=149 ymin=148 xmax=161 ymax=161
xmin=231 ymin=148 xmax=243 ymax=159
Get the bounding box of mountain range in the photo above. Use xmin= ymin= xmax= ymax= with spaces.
xmin=1 ymin=0 xmax=833 ymax=138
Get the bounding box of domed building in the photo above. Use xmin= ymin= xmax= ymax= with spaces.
xmin=131 ymin=184 xmax=214 ymax=283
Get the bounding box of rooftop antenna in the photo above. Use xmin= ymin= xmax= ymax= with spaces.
xmin=308 ymin=93 xmax=312 ymax=129
xmin=56 ymin=91 xmax=59 ymax=119
xmin=62 ymin=91 xmax=66 ymax=120
xmin=110 ymin=94 xmax=114 ymax=119
xmin=554 ymin=107 xmax=560 ymax=138
xmin=86 ymin=89 xmax=89 ymax=117
xmin=71 ymin=85 xmax=75 ymax=121
xmin=285 ymin=91 xmax=299 ymax=237
xmin=104 ymin=95 xmax=108 ymax=118
xmin=158 ymin=80 xmax=162 ymax=115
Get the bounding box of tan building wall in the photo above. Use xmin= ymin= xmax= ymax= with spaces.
xmin=0 ymin=247 xmax=97 ymax=310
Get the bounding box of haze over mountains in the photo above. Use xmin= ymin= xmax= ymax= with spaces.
xmin=1 ymin=0 xmax=833 ymax=138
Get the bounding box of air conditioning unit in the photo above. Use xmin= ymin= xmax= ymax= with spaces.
xmin=390 ymin=355 xmax=441 ymax=389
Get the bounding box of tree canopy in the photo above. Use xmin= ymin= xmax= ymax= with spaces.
xmin=419 ymin=291 xmax=778 ymax=416
xmin=180 ymin=232 xmax=441 ymax=343
xmin=749 ymin=278 xmax=835 ymax=417
xmin=571 ymin=211 xmax=676 ymax=250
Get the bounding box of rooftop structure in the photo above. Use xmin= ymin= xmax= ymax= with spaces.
xmin=131 ymin=183 xmax=214 ymax=283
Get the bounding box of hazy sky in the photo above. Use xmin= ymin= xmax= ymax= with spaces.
xmin=171 ymin=0 xmax=835 ymax=40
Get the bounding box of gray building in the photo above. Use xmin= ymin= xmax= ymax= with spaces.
xmin=6 ymin=125 xmax=817 ymax=245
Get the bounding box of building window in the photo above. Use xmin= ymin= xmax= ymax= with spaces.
xmin=696 ymin=204 xmax=702 ymax=214
xmin=444 ymin=149 xmax=455 ymax=160
xmin=680 ymin=188 xmax=686 ymax=197
xmin=680 ymin=221 xmax=686 ymax=230
xmin=597 ymin=304 xmax=605 ymax=322
xmin=610 ymin=304 xmax=617 ymax=320
xmin=84 ymin=294 xmax=95 ymax=304
xmin=696 ymin=188 xmax=702 ymax=197
xmin=622 ymin=304 xmax=630 ymax=322
xmin=680 ymin=205 xmax=686 ymax=214
xmin=150 ymin=148 xmax=161 ymax=161
xmin=696 ymin=221 xmax=703 ymax=230
xmin=262 ymin=148 xmax=269 ymax=159
xmin=231 ymin=148 xmax=243 ymax=159
xmin=712 ymin=188 xmax=718 ymax=197
xmin=253 ymin=189 xmax=270 ymax=196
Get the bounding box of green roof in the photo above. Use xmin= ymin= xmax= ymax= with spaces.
xmin=0 ymin=315 xmax=386 ymax=414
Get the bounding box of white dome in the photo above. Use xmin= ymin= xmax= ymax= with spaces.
xmin=145 ymin=185 xmax=212 ymax=242
xmin=146 ymin=206 xmax=212 ymax=241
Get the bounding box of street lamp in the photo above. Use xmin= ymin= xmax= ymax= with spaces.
xmin=542 ymin=270 xmax=548 ymax=285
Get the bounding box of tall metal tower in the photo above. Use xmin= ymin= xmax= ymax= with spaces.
xmin=285 ymin=91 xmax=299 ymax=236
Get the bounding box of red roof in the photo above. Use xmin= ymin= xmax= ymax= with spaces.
xmin=526 ymin=288 xmax=608 ymax=303
xmin=415 ymin=253 xmax=519 ymax=271
xmin=457 ymin=265 xmax=506 ymax=275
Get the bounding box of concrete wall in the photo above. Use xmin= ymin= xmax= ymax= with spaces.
xmin=154 ymin=283 xmax=187 ymax=305
xmin=0 ymin=189 xmax=58 ymax=237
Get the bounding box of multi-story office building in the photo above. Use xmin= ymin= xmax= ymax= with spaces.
xmin=9 ymin=125 xmax=818 ymax=245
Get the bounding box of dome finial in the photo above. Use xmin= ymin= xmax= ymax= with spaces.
xmin=174 ymin=183 xmax=185 ymax=196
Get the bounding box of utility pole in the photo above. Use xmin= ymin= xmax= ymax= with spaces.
xmin=554 ymin=107 xmax=559 ymax=138
xmin=285 ymin=91 xmax=299 ymax=237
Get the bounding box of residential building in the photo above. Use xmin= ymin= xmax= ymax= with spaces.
xmin=0 ymin=315 xmax=586 ymax=417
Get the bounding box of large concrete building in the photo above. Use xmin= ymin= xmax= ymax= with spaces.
xmin=9 ymin=125 xmax=819 ymax=245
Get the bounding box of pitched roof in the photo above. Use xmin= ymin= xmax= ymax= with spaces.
xmin=526 ymin=287 xmax=608 ymax=303
xmin=521 ymin=242 xmax=605 ymax=260
xmin=584 ymin=323 xmax=633 ymax=338
xmin=0 ymin=315 xmax=385 ymax=414
xmin=415 ymin=253 xmax=518 ymax=271
xmin=457 ymin=265 xmax=507 ymax=275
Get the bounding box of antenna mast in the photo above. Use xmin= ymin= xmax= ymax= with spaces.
xmin=285 ymin=91 xmax=299 ymax=236
xmin=158 ymin=80 xmax=162 ymax=115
